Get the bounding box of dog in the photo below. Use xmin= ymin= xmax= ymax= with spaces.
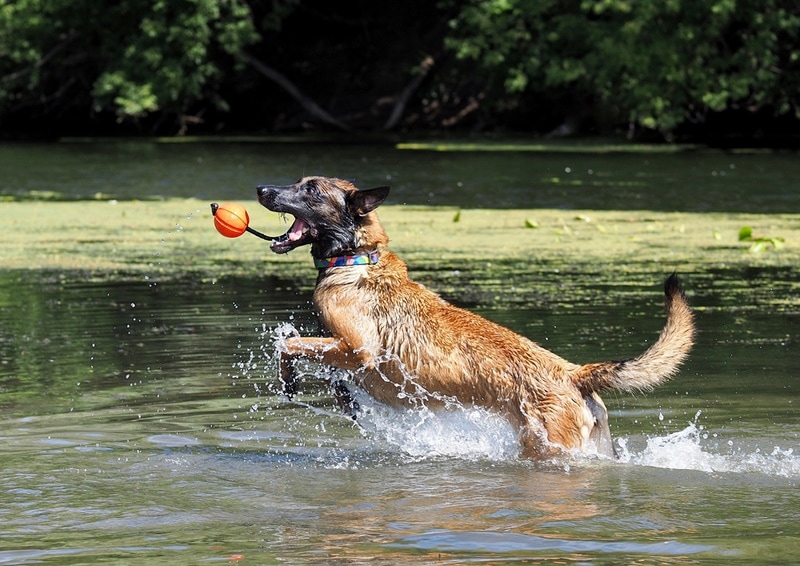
xmin=257 ymin=176 xmax=695 ymax=458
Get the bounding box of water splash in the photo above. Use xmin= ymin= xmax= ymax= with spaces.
xmin=617 ymin=412 xmax=800 ymax=478
xmin=354 ymin=392 xmax=520 ymax=462
xmin=352 ymin=402 xmax=800 ymax=477
xmin=250 ymin=325 xmax=800 ymax=476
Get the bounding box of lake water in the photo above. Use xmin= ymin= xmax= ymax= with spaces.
xmin=1 ymin=140 xmax=799 ymax=563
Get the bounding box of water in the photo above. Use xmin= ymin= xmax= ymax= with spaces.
xmin=1 ymin=141 xmax=799 ymax=563
xmin=2 ymin=140 xmax=799 ymax=212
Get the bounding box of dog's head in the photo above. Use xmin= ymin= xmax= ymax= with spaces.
xmin=257 ymin=176 xmax=390 ymax=258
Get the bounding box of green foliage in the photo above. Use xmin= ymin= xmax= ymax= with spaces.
xmin=1 ymin=0 xmax=799 ymax=135
xmin=738 ymin=226 xmax=785 ymax=253
xmin=91 ymin=0 xmax=258 ymax=120
xmin=445 ymin=0 xmax=800 ymax=134
xmin=0 ymin=0 xmax=258 ymax=127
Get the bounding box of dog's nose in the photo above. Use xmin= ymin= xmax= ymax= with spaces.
xmin=257 ymin=184 xmax=284 ymax=208
xmin=257 ymin=184 xmax=287 ymax=198
xmin=257 ymin=185 xmax=277 ymax=203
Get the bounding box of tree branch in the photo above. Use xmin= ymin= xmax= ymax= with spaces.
xmin=384 ymin=55 xmax=434 ymax=131
xmin=242 ymin=52 xmax=350 ymax=131
xmin=1 ymin=32 xmax=80 ymax=85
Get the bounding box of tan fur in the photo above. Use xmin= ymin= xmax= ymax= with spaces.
xmin=258 ymin=177 xmax=695 ymax=458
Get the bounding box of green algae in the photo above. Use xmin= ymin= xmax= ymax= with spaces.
xmin=396 ymin=141 xmax=702 ymax=153
xmin=1 ymin=199 xmax=797 ymax=293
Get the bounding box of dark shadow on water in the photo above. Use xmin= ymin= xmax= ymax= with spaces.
xmin=1 ymin=141 xmax=799 ymax=212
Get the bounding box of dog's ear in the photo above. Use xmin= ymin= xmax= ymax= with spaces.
xmin=350 ymin=186 xmax=390 ymax=216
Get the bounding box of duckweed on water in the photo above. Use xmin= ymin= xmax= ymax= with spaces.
xmin=0 ymin=199 xmax=796 ymax=314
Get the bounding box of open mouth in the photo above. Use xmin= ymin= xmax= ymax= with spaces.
xmin=270 ymin=216 xmax=315 ymax=254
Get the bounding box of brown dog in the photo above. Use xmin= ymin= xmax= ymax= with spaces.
xmin=257 ymin=176 xmax=695 ymax=458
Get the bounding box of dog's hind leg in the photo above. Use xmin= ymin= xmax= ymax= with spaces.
xmin=585 ymin=392 xmax=616 ymax=457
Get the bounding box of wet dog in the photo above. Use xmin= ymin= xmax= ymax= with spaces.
xmin=257 ymin=176 xmax=695 ymax=458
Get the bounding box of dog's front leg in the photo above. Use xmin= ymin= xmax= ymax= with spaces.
xmin=278 ymin=352 xmax=302 ymax=398
xmin=278 ymin=335 xmax=373 ymax=398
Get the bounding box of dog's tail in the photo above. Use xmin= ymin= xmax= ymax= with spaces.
xmin=571 ymin=273 xmax=695 ymax=394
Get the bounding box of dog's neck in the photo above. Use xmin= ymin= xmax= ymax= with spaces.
xmin=353 ymin=210 xmax=389 ymax=251
xmin=314 ymin=249 xmax=381 ymax=270
xmin=311 ymin=210 xmax=389 ymax=261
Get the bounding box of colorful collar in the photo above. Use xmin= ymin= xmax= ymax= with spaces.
xmin=314 ymin=250 xmax=381 ymax=270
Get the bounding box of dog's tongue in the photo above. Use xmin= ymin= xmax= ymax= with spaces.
xmin=288 ymin=217 xmax=309 ymax=241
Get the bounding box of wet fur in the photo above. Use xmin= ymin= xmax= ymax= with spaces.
xmin=257 ymin=177 xmax=695 ymax=458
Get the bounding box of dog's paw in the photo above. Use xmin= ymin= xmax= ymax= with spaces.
xmin=279 ymin=376 xmax=301 ymax=398
xmin=279 ymin=358 xmax=302 ymax=398
xmin=333 ymin=380 xmax=360 ymax=420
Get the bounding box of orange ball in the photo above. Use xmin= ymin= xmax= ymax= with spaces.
xmin=212 ymin=202 xmax=249 ymax=238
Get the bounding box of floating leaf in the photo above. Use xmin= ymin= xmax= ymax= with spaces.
xmin=738 ymin=226 xmax=753 ymax=241
xmin=713 ymin=230 xmax=722 ymax=240
xmin=453 ymin=210 xmax=461 ymax=223
xmin=739 ymin=226 xmax=785 ymax=252
xmin=525 ymin=219 xmax=539 ymax=229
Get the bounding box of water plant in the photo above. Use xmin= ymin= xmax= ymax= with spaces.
xmin=738 ymin=226 xmax=785 ymax=253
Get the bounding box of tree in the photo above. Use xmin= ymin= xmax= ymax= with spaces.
xmin=2 ymin=0 xmax=799 ymax=138
xmin=0 ymin=0 xmax=448 ymax=134
xmin=444 ymin=0 xmax=800 ymax=137
xmin=239 ymin=1 xmax=451 ymax=132
xmin=1 ymin=0 xmax=258 ymax=133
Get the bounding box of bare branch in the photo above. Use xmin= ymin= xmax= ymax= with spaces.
xmin=243 ymin=52 xmax=350 ymax=131
xmin=384 ymin=55 xmax=434 ymax=131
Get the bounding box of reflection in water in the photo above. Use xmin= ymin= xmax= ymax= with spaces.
xmin=0 ymin=253 xmax=798 ymax=562
xmin=5 ymin=267 xmax=796 ymax=471
xmin=1 ymin=268 xmax=797 ymax=461
xmin=1 ymin=141 xmax=800 ymax=212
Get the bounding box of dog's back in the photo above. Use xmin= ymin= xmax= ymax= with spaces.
xmin=314 ymin=250 xmax=541 ymax=407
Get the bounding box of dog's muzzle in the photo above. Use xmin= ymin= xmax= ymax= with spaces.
xmin=257 ymin=184 xmax=284 ymax=210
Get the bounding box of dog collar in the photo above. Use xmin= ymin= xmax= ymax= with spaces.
xmin=314 ymin=250 xmax=381 ymax=270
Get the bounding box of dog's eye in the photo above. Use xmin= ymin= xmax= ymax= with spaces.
xmin=302 ymin=180 xmax=319 ymax=194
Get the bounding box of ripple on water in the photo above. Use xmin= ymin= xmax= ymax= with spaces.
xmin=390 ymin=529 xmax=719 ymax=556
